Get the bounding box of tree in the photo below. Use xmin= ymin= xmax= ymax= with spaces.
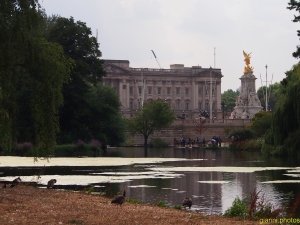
xmin=247 ymin=111 xmax=272 ymax=138
xmin=45 ymin=16 xmax=106 ymax=143
xmin=287 ymin=0 xmax=300 ymax=58
xmin=257 ymin=82 xmax=282 ymax=111
xmin=264 ymin=62 xmax=300 ymax=155
xmin=127 ymin=99 xmax=176 ymax=146
xmin=0 ymin=0 xmax=74 ymax=157
xmin=86 ymin=85 xmax=126 ymax=146
xmin=221 ymin=89 xmax=239 ymax=114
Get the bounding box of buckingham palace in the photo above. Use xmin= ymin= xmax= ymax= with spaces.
xmin=102 ymin=59 xmax=223 ymax=119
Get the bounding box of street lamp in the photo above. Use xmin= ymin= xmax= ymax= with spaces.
xmin=221 ymin=101 xmax=226 ymax=122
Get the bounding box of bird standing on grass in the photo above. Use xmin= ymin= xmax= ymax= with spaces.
xmin=10 ymin=177 xmax=22 ymax=188
xmin=111 ymin=190 xmax=126 ymax=206
xmin=182 ymin=197 xmax=192 ymax=209
xmin=47 ymin=179 xmax=57 ymax=189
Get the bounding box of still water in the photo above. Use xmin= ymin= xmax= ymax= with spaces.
xmin=0 ymin=147 xmax=300 ymax=215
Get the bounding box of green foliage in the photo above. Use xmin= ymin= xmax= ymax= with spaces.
xmin=224 ymin=197 xmax=248 ymax=218
xmin=87 ymin=186 xmax=94 ymax=195
xmin=127 ymin=99 xmax=176 ymax=146
xmin=155 ymin=201 xmax=168 ymax=208
xmin=0 ymin=1 xmax=74 ymax=157
xmin=221 ymin=89 xmax=239 ymax=113
xmin=287 ymin=0 xmax=300 ymax=58
xmin=173 ymin=205 xmax=182 ymax=210
xmin=247 ymin=111 xmax=272 ymax=137
xmin=257 ymin=83 xmax=282 ymax=111
xmin=243 ymin=139 xmax=264 ymax=150
xmin=127 ymin=198 xmax=141 ymax=204
xmin=149 ymin=138 xmax=169 ymax=148
xmin=224 ymin=189 xmax=283 ymax=219
xmin=265 ymin=62 xmax=300 ymax=155
xmin=228 ymin=129 xmax=254 ymax=141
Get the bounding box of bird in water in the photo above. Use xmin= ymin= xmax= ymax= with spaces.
xmin=182 ymin=197 xmax=192 ymax=209
xmin=111 ymin=190 xmax=126 ymax=207
xmin=47 ymin=179 xmax=57 ymax=189
xmin=10 ymin=177 xmax=22 ymax=188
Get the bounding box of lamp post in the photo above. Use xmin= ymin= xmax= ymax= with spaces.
xmin=221 ymin=101 xmax=226 ymax=122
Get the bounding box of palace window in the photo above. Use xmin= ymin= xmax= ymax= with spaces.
xmin=157 ymin=87 xmax=161 ymax=95
xmin=185 ymin=88 xmax=189 ymax=95
xmin=129 ymin=102 xmax=133 ymax=110
xmin=176 ymin=101 xmax=180 ymax=110
xmin=198 ymin=88 xmax=202 ymax=96
xmin=185 ymin=102 xmax=189 ymax=110
xmin=198 ymin=102 xmax=201 ymax=110
xmin=148 ymin=87 xmax=152 ymax=95
xmin=167 ymin=87 xmax=171 ymax=95
xmin=138 ymin=87 xmax=142 ymax=95
xmin=176 ymin=87 xmax=180 ymax=95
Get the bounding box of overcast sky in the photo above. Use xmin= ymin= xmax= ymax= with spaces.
xmin=41 ymin=0 xmax=299 ymax=92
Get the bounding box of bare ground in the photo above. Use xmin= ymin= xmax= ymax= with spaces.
xmin=0 ymin=185 xmax=265 ymax=225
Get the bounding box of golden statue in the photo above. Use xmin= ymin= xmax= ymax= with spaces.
xmin=243 ymin=50 xmax=254 ymax=75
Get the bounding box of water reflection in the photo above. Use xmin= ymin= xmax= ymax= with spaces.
xmin=0 ymin=147 xmax=300 ymax=215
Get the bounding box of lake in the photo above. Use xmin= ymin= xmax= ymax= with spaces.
xmin=0 ymin=147 xmax=299 ymax=215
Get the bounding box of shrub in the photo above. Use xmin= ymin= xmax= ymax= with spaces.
xmin=89 ymin=139 xmax=101 ymax=156
xmin=149 ymin=138 xmax=169 ymax=148
xmin=173 ymin=205 xmax=182 ymax=210
xmin=224 ymin=189 xmax=283 ymax=219
xmin=229 ymin=129 xmax=254 ymax=141
xmin=224 ymin=197 xmax=248 ymax=218
xmin=54 ymin=144 xmax=75 ymax=157
xmin=156 ymin=201 xmax=168 ymax=208
xmin=243 ymin=139 xmax=264 ymax=151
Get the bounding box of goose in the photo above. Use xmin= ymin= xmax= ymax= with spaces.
xmin=47 ymin=179 xmax=57 ymax=189
xmin=10 ymin=177 xmax=21 ymax=188
xmin=182 ymin=197 xmax=192 ymax=209
xmin=111 ymin=190 xmax=126 ymax=206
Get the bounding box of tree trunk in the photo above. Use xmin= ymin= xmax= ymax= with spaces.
xmin=144 ymin=135 xmax=148 ymax=146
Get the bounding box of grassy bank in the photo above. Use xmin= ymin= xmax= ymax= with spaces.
xmin=0 ymin=185 xmax=265 ymax=224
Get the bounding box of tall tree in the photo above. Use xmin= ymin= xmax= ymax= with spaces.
xmin=221 ymin=89 xmax=239 ymax=113
xmin=0 ymin=0 xmax=74 ymax=157
xmin=287 ymin=0 xmax=300 ymax=58
xmin=127 ymin=99 xmax=176 ymax=146
xmin=264 ymin=63 xmax=300 ymax=155
xmin=257 ymin=82 xmax=282 ymax=111
xmin=45 ymin=16 xmax=106 ymax=143
xmin=86 ymin=85 xmax=126 ymax=146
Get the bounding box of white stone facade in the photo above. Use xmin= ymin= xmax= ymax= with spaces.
xmin=230 ymin=72 xmax=262 ymax=119
xmin=102 ymin=60 xmax=223 ymax=119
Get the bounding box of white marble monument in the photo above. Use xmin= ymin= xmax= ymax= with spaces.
xmin=230 ymin=51 xmax=262 ymax=119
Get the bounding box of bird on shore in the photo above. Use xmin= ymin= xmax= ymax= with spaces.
xmin=182 ymin=197 xmax=192 ymax=209
xmin=10 ymin=177 xmax=22 ymax=188
xmin=47 ymin=179 xmax=57 ymax=189
xmin=111 ymin=190 xmax=126 ymax=207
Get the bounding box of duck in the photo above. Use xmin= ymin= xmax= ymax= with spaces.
xmin=10 ymin=177 xmax=22 ymax=188
xmin=182 ymin=197 xmax=192 ymax=209
xmin=47 ymin=179 xmax=57 ymax=189
xmin=111 ymin=190 xmax=126 ymax=206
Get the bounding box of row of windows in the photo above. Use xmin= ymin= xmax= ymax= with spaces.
xmin=129 ymin=101 xmax=216 ymax=111
xmin=128 ymin=87 xmax=215 ymax=96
